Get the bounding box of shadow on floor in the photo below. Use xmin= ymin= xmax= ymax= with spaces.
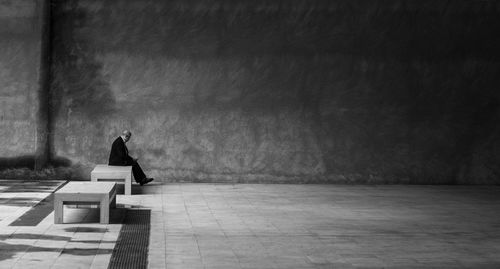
xmin=0 ymin=233 xmax=70 ymax=241
xmin=7 ymin=183 xmax=149 ymax=226
xmin=0 ymin=180 xmax=64 ymax=193
xmin=64 ymin=227 xmax=108 ymax=233
xmin=0 ymin=197 xmax=42 ymax=207
xmin=99 ymin=183 xmax=150 ymax=195
xmin=9 ymin=182 xmax=67 ymax=226
xmin=0 ymin=231 xmax=120 ymax=244
xmin=1 ymin=209 xmax=151 ymax=262
xmin=0 ymin=242 xmax=113 ymax=262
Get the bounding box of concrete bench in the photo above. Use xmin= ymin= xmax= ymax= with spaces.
xmin=54 ymin=182 xmax=117 ymax=224
xmin=91 ymin=164 xmax=132 ymax=195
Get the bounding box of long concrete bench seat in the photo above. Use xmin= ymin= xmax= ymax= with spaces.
xmin=91 ymin=164 xmax=132 ymax=195
xmin=54 ymin=182 xmax=117 ymax=224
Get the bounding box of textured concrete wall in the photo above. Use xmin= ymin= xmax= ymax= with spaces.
xmin=50 ymin=0 xmax=500 ymax=183
xmin=0 ymin=0 xmax=42 ymax=168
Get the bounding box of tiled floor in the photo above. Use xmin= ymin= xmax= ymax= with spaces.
xmin=155 ymin=184 xmax=500 ymax=269
xmin=1 ymin=181 xmax=500 ymax=268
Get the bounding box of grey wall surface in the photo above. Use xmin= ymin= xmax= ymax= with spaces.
xmin=4 ymin=0 xmax=500 ymax=183
xmin=0 ymin=0 xmax=43 ymax=169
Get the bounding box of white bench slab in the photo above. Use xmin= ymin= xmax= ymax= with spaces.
xmin=54 ymin=182 xmax=117 ymax=224
xmin=91 ymin=164 xmax=132 ymax=195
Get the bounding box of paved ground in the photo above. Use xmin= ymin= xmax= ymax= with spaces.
xmin=0 ymin=180 xmax=499 ymax=268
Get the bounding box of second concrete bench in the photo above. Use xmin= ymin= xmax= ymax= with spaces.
xmin=91 ymin=164 xmax=132 ymax=195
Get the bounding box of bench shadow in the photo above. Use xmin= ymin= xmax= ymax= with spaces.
xmin=132 ymin=182 xmax=161 ymax=195
xmin=132 ymin=184 xmax=148 ymax=195
xmin=64 ymin=227 xmax=108 ymax=233
xmin=100 ymin=182 xmax=146 ymax=195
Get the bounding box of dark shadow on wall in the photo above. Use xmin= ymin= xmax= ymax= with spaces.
xmin=86 ymin=0 xmax=500 ymax=62
xmin=0 ymin=1 xmax=114 ymax=178
xmin=0 ymin=155 xmax=71 ymax=170
xmin=0 ymin=155 xmax=77 ymax=180
xmin=31 ymin=0 xmax=500 ymax=184
xmin=306 ymin=59 xmax=500 ymax=184
xmin=50 ymin=0 xmax=116 ymax=119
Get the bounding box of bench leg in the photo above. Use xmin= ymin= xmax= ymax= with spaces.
xmin=111 ymin=195 xmax=116 ymax=208
xmin=90 ymin=173 xmax=99 ymax=208
xmin=125 ymin=174 xmax=132 ymax=195
xmin=100 ymin=198 xmax=110 ymax=224
xmin=54 ymin=198 xmax=64 ymax=224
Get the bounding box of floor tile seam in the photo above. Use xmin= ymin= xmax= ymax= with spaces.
xmin=48 ymin=223 xmax=79 ymax=268
xmin=180 ymin=189 xmax=203 ymax=262
xmin=199 ymin=188 xmax=220 ymax=224
xmin=236 ymin=233 xmax=277 ymax=263
xmin=0 ymin=206 xmax=30 ymax=227
xmin=230 ymin=193 xmax=262 ymax=233
xmin=89 ymin=224 xmax=113 ymax=268
xmin=10 ymin=226 xmax=60 ymax=269
xmin=0 ymin=227 xmax=23 ymax=267
xmin=157 ymin=184 xmax=167 ymax=267
xmin=4 ymin=183 xmax=67 ymax=228
xmin=1 ymin=204 xmax=28 ymax=224
xmin=13 ymin=226 xmax=53 ymax=250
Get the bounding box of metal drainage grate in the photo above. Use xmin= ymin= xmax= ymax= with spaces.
xmin=108 ymin=209 xmax=151 ymax=269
